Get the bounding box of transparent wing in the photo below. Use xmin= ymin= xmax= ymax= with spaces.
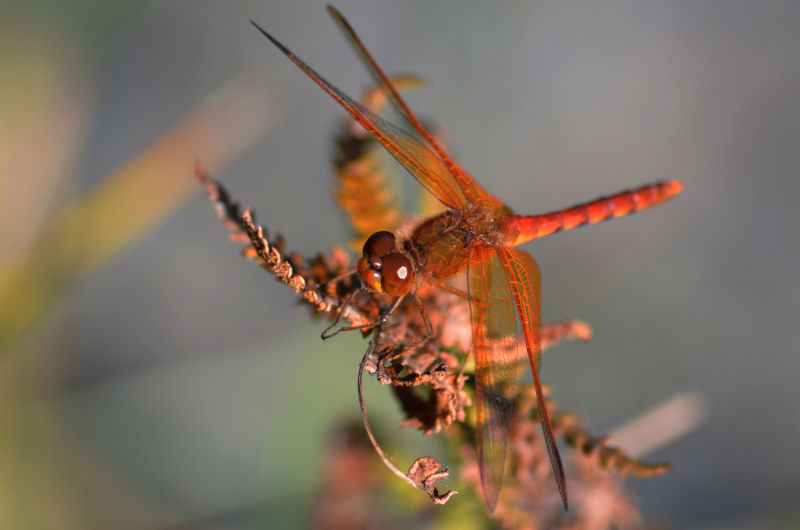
xmin=496 ymin=246 xmax=567 ymax=509
xmin=468 ymin=244 xmax=522 ymax=512
xmin=252 ymin=21 xmax=469 ymax=209
xmin=325 ymin=6 xmax=510 ymax=215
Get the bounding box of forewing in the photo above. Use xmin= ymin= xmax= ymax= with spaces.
xmin=251 ymin=21 xmax=469 ymax=209
xmin=468 ymin=244 xmax=523 ymax=512
xmin=325 ymin=6 xmax=511 ymax=215
xmin=496 ymin=246 xmax=568 ymax=509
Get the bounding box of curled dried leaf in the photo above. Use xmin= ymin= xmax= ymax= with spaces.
xmin=407 ymin=457 xmax=458 ymax=505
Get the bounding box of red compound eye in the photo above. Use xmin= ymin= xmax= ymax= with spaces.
xmin=357 ymin=257 xmax=382 ymax=293
xmin=380 ymin=252 xmax=414 ymax=296
xmin=358 ymin=232 xmax=412 ymax=296
xmin=363 ymin=231 xmax=396 ymax=258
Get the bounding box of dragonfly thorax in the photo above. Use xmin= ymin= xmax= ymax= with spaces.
xmin=399 ymin=206 xmax=504 ymax=281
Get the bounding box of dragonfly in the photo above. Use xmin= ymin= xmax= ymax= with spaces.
xmin=250 ymin=6 xmax=683 ymax=513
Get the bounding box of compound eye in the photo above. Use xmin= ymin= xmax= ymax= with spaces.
xmin=357 ymin=257 xmax=382 ymax=293
xmin=363 ymin=231 xmax=396 ymax=258
xmin=380 ymin=252 xmax=414 ymax=296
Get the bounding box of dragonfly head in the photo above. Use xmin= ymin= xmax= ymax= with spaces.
xmin=357 ymin=231 xmax=414 ymax=297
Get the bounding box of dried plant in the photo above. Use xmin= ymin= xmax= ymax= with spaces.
xmin=196 ymin=74 xmax=681 ymax=527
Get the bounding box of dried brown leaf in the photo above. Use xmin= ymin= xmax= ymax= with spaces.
xmin=407 ymin=457 xmax=457 ymax=505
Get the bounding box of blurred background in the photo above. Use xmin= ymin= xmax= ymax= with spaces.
xmin=2 ymin=0 xmax=798 ymax=528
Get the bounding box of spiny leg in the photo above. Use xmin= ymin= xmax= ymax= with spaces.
xmin=317 ymin=267 xmax=357 ymax=293
xmin=322 ymin=293 xmax=407 ymax=339
xmin=321 ymin=287 xmax=361 ymax=339
xmin=377 ymin=293 xmax=435 ymax=370
xmin=430 ymin=278 xmax=470 ymax=300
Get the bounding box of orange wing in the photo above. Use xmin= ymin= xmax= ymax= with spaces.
xmin=468 ymin=244 xmax=523 ymax=512
xmin=252 ymin=21 xmax=466 ymax=208
xmin=496 ymin=246 xmax=567 ymax=509
xmin=325 ymin=6 xmax=509 ymax=215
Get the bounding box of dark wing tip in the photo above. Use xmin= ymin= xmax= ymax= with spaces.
xmin=478 ymin=451 xmax=502 ymax=513
xmin=482 ymin=484 xmax=500 ymax=514
xmin=249 ymin=20 xmax=291 ymax=56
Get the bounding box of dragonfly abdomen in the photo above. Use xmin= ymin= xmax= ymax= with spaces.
xmin=501 ymin=180 xmax=683 ymax=246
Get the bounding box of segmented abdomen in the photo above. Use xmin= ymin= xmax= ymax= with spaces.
xmin=501 ymin=180 xmax=683 ymax=247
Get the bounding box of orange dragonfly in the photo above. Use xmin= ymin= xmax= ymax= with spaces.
xmin=251 ymin=6 xmax=683 ymax=513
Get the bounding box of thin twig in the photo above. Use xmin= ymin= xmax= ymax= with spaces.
xmin=357 ymin=340 xmax=417 ymax=487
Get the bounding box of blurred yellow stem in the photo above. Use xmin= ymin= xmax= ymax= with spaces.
xmin=0 ymin=75 xmax=274 ymax=350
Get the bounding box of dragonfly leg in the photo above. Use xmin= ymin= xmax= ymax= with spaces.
xmin=376 ymin=293 xmax=434 ymax=368
xmin=322 ymin=293 xmax=406 ymax=339
xmin=414 ymin=291 xmax=434 ymax=338
xmin=321 ymin=288 xmax=361 ymax=339
xmin=430 ymin=279 xmax=469 ymax=300
xmin=317 ymin=267 xmax=357 ymax=292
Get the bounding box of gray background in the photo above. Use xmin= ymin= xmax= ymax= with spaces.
xmin=4 ymin=1 xmax=799 ymax=528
